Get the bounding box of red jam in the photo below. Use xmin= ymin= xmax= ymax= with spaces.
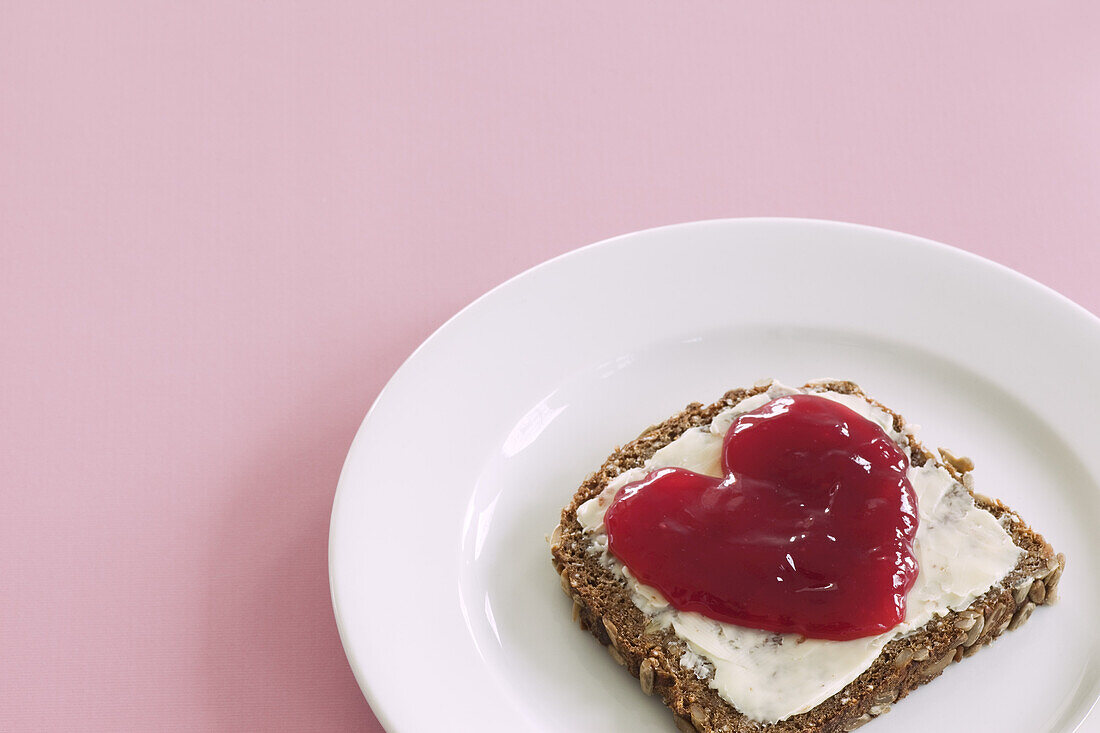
xmin=604 ymin=394 xmax=919 ymax=641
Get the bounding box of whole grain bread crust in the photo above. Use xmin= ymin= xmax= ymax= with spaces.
xmin=549 ymin=381 xmax=1065 ymax=733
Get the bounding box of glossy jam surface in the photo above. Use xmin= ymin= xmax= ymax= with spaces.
xmin=604 ymin=394 xmax=919 ymax=641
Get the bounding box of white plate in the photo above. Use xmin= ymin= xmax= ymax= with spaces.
xmin=329 ymin=219 xmax=1100 ymax=732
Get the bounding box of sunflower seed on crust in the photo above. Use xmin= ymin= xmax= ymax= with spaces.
xmin=985 ymin=601 xmax=1010 ymax=633
xmin=1044 ymin=563 xmax=1064 ymax=601
xmin=674 ymin=716 xmax=695 ymax=733
xmin=843 ymin=714 xmax=873 ymax=731
xmin=972 ymin=490 xmax=994 ymax=505
xmin=938 ymin=447 xmax=974 ymax=473
xmin=602 ymin=618 xmax=621 ymax=650
xmin=869 ymin=703 xmax=892 ymax=716
xmin=912 ymin=647 xmax=930 ymax=661
xmin=964 ymin=614 xmax=985 ymax=647
xmin=963 ymin=639 xmax=987 ymax=658
xmin=689 ymin=703 xmax=707 ymax=729
xmin=954 ymin=611 xmax=979 ymax=631
xmin=921 ymin=651 xmax=953 ymax=679
xmin=872 ymin=688 xmax=899 ymax=706
xmin=1013 ymin=576 xmax=1034 ymax=605
xmin=1028 ymin=579 xmax=1046 ymax=604
xmin=559 ymin=568 xmax=572 ymax=597
xmin=1009 ymin=601 xmax=1036 ymax=630
xmin=892 ymin=647 xmax=914 ymax=668
xmin=608 ymin=644 xmax=626 ymax=666
xmin=639 ymin=658 xmax=656 ymax=695
xmin=550 ymin=523 xmax=562 ymax=550
xmin=571 ymin=598 xmax=582 ymax=623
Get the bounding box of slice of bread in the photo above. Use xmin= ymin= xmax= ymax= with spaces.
xmin=550 ymin=380 xmax=1064 ymax=733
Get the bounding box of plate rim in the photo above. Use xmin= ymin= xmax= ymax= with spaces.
xmin=328 ymin=217 xmax=1100 ymax=732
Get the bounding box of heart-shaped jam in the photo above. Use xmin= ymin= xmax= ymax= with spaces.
xmin=604 ymin=394 xmax=919 ymax=641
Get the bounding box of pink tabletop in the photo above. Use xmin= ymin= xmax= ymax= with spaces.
xmin=3 ymin=3 xmax=1099 ymax=731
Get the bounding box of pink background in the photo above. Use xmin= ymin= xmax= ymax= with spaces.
xmin=3 ymin=3 xmax=1099 ymax=731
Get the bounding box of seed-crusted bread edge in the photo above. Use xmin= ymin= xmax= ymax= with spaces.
xmin=548 ymin=380 xmax=1065 ymax=733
